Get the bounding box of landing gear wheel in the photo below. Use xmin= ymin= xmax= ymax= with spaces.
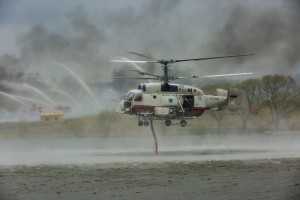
xmin=180 ymin=120 xmax=187 ymax=127
xmin=138 ymin=121 xmax=143 ymax=126
xmin=144 ymin=121 xmax=149 ymax=126
xmin=165 ymin=119 xmax=171 ymax=126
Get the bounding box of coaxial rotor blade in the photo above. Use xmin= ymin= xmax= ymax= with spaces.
xmin=177 ymin=72 xmax=253 ymax=79
xmin=127 ymin=52 xmax=157 ymax=61
xmin=174 ymin=54 xmax=254 ymax=63
xmin=201 ymin=72 xmax=253 ymax=78
xmin=110 ymin=60 xmax=158 ymax=63
xmin=131 ymin=69 xmax=161 ymax=78
xmin=111 ymin=52 xmax=254 ymax=84
xmin=112 ymin=77 xmax=160 ymax=80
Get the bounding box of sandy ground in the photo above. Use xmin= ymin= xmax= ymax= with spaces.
xmin=1 ymin=133 xmax=300 ymax=200
xmin=0 ymin=158 xmax=300 ymax=200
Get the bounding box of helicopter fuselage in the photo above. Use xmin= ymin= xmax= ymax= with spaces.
xmin=116 ymin=83 xmax=233 ymax=127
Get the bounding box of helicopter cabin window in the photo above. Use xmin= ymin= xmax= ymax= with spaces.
xmin=134 ymin=93 xmax=143 ymax=101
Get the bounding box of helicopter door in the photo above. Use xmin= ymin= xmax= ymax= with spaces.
xmin=182 ymin=95 xmax=194 ymax=108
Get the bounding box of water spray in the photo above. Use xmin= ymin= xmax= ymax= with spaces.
xmin=50 ymin=88 xmax=81 ymax=107
xmin=0 ymin=91 xmax=26 ymax=106
xmin=55 ymin=62 xmax=99 ymax=108
xmin=11 ymin=94 xmax=53 ymax=108
xmin=23 ymin=84 xmax=57 ymax=106
xmin=2 ymin=81 xmax=57 ymax=107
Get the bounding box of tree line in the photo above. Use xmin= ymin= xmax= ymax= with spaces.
xmin=201 ymin=74 xmax=300 ymax=130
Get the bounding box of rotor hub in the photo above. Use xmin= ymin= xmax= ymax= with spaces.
xmin=159 ymin=59 xmax=175 ymax=65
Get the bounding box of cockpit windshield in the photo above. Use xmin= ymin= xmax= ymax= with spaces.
xmin=122 ymin=92 xmax=135 ymax=101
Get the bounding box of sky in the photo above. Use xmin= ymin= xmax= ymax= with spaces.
xmin=0 ymin=0 xmax=300 ymax=117
xmin=1 ymin=0 xmax=300 ymax=81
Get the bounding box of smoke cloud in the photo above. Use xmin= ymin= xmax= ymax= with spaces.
xmin=210 ymin=0 xmax=300 ymax=74
xmin=0 ymin=0 xmax=300 ymax=119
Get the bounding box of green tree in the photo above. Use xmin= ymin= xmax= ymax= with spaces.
xmin=259 ymin=74 xmax=300 ymax=129
xmin=236 ymin=78 xmax=260 ymax=129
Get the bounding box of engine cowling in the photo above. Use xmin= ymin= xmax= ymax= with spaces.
xmin=210 ymin=105 xmax=227 ymax=111
xmin=214 ymin=89 xmax=228 ymax=97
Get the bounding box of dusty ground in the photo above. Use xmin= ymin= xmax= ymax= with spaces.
xmin=1 ymin=158 xmax=300 ymax=200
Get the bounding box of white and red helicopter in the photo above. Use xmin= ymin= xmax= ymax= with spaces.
xmin=111 ymin=52 xmax=253 ymax=153
xmin=111 ymin=52 xmax=253 ymax=127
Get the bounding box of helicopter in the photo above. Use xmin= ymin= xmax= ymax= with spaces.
xmin=110 ymin=52 xmax=253 ymax=128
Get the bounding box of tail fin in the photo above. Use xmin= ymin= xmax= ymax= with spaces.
xmin=227 ymin=88 xmax=248 ymax=111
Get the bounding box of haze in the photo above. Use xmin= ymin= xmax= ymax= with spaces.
xmin=0 ymin=0 xmax=299 ymax=121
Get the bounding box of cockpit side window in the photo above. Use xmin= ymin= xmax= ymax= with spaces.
xmin=134 ymin=93 xmax=143 ymax=101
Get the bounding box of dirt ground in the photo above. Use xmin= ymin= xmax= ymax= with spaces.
xmin=0 ymin=158 xmax=300 ymax=200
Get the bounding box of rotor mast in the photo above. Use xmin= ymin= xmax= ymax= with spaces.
xmin=160 ymin=59 xmax=176 ymax=84
xmin=162 ymin=63 xmax=170 ymax=84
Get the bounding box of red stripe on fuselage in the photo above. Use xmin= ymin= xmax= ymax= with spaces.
xmin=131 ymin=105 xmax=158 ymax=113
xmin=131 ymin=105 xmax=205 ymax=113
